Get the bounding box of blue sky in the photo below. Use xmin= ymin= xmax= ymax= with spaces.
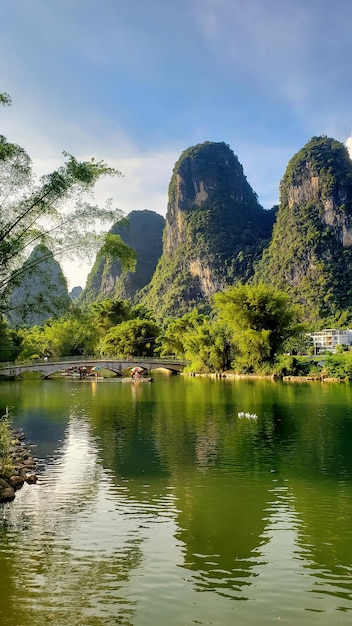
xmin=2 ymin=0 xmax=352 ymax=287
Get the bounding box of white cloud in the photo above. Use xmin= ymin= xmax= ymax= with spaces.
xmin=346 ymin=136 xmax=352 ymax=160
xmin=1 ymin=101 xmax=179 ymax=288
xmin=62 ymin=147 xmax=178 ymax=289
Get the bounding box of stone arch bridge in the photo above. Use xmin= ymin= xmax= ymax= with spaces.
xmin=0 ymin=357 xmax=188 ymax=379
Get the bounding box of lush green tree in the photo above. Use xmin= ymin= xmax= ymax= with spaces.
xmin=0 ymin=93 xmax=136 ymax=317
xmin=213 ymin=283 xmax=300 ymax=372
xmin=158 ymin=310 xmax=232 ymax=372
xmin=0 ymin=317 xmax=22 ymax=361
xmin=157 ymin=311 xmax=204 ymax=357
xmin=282 ymin=328 xmax=312 ymax=356
xmin=0 ymin=93 xmax=11 ymax=106
xmin=15 ymin=326 xmax=47 ymax=360
xmin=323 ymin=353 xmax=352 ymax=380
xmin=131 ymin=304 xmax=155 ymax=320
xmin=89 ymin=298 xmax=132 ymax=334
xmin=100 ymin=318 xmax=161 ymax=357
xmin=179 ymin=319 xmax=232 ymax=372
xmin=17 ymin=309 xmax=98 ymax=359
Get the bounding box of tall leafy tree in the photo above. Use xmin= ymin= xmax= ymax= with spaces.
xmin=0 ymin=316 xmax=22 ymax=361
xmin=157 ymin=311 xmax=205 ymax=357
xmin=100 ymin=318 xmax=161 ymax=357
xmin=17 ymin=309 xmax=98 ymax=359
xmin=89 ymin=298 xmax=132 ymax=334
xmin=213 ymin=283 xmax=300 ymax=371
xmin=158 ymin=310 xmax=232 ymax=372
xmin=0 ymin=93 xmax=136 ymax=317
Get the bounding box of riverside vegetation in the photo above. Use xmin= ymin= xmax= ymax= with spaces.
xmin=2 ymin=92 xmax=352 ymax=379
xmin=3 ymin=286 xmax=352 ymax=381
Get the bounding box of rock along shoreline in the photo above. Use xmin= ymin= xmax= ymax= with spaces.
xmin=0 ymin=427 xmax=38 ymax=503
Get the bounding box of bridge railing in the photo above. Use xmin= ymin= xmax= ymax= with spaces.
xmin=0 ymin=355 xmax=189 ymax=369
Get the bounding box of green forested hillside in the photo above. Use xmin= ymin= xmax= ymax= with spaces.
xmin=254 ymin=136 xmax=352 ymax=325
xmin=7 ymin=135 xmax=352 ymax=375
xmin=141 ymin=141 xmax=275 ymax=318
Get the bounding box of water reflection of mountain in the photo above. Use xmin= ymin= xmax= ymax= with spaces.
xmin=292 ymin=479 xmax=352 ymax=573
xmin=90 ymin=382 xmax=274 ymax=600
xmin=174 ymin=475 xmax=271 ymax=599
xmin=90 ymin=377 xmax=352 ymax=605
xmin=252 ymin=382 xmax=352 ymax=609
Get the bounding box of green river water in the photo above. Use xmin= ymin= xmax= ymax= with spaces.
xmin=1 ymin=374 xmax=352 ymax=625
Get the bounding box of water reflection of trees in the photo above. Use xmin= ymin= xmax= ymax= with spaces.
xmin=174 ymin=476 xmax=271 ymax=599
xmin=0 ymin=414 xmax=142 ymax=626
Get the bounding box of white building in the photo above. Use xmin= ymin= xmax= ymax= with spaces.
xmin=310 ymin=329 xmax=352 ymax=354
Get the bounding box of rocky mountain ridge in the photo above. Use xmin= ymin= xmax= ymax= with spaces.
xmin=8 ymin=135 xmax=352 ymax=328
xmin=254 ymin=136 xmax=352 ymax=323
xmin=140 ymin=141 xmax=275 ymax=317
xmin=5 ymin=244 xmax=71 ymax=327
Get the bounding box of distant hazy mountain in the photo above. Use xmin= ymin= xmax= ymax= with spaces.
xmin=80 ymin=210 xmax=165 ymax=304
xmin=69 ymin=286 xmax=83 ymax=300
xmin=5 ymin=244 xmax=71 ymax=327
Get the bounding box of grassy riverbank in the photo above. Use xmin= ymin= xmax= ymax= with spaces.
xmin=272 ymin=352 xmax=352 ymax=381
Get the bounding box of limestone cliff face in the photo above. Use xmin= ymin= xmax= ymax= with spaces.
xmin=5 ymin=244 xmax=70 ymax=327
xmin=255 ymin=136 xmax=352 ymax=323
xmin=141 ymin=141 xmax=274 ymax=317
xmin=80 ymin=210 xmax=165 ymax=304
xmin=189 ymin=259 xmax=222 ymax=296
xmin=284 ymin=160 xmax=352 ymax=247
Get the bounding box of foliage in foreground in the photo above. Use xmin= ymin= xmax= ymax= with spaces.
xmin=0 ymin=413 xmax=14 ymax=478
xmin=0 ymin=92 xmax=136 ymax=320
